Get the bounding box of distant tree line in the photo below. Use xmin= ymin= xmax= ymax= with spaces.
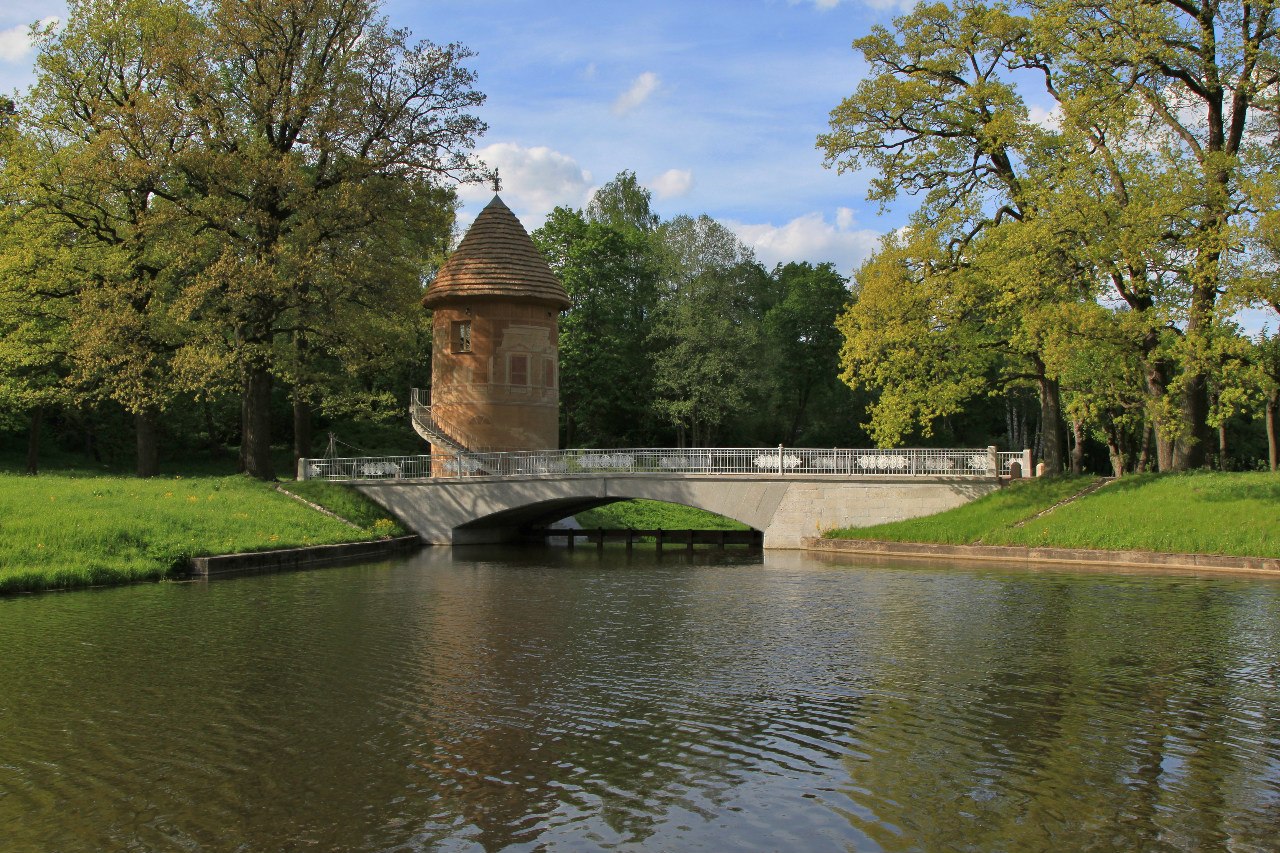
xmin=820 ymin=0 xmax=1280 ymax=474
xmin=533 ymin=172 xmax=866 ymax=449
xmin=0 ymin=0 xmax=485 ymax=478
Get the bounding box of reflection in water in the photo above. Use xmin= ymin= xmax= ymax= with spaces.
xmin=0 ymin=547 xmax=1277 ymax=851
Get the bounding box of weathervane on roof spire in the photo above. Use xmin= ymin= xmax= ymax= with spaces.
xmin=491 ymin=168 xmax=501 ymax=193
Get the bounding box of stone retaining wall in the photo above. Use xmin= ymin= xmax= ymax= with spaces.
xmin=805 ymin=537 xmax=1280 ymax=575
xmin=189 ymin=535 xmax=421 ymax=579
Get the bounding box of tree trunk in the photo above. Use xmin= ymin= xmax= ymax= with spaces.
xmin=135 ymin=408 xmax=159 ymax=478
xmin=1267 ymin=394 xmax=1278 ymax=473
xmin=1106 ymin=439 xmax=1124 ymax=478
xmin=1144 ymin=357 xmax=1177 ymax=472
xmin=1069 ymin=419 xmax=1085 ymax=475
xmin=1172 ymin=372 xmax=1210 ymax=470
xmin=1035 ymin=362 xmax=1064 ymax=475
xmin=1218 ymin=419 xmax=1228 ymax=471
xmin=26 ymin=406 xmax=43 ymax=475
xmin=1101 ymin=421 xmax=1126 ymax=477
xmin=1137 ymin=423 xmax=1153 ymax=474
xmin=240 ymin=364 xmax=275 ymax=480
xmin=292 ymin=395 xmax=312 ymax=466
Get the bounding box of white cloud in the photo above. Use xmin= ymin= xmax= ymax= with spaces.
xmin=0 ymin=17 xmax=56 ymax=63
xmin=612 ymin=71 xmax=660 ymax=116
xmin=650 ymin=168 xmax=694 ymax=199
xmin=726 ymin=208 xmax=881 ymax=273
xmin=1027 ymin=104 xmax=1062 ymax=131
xmin=458 ymin=142 xmax=593 ymax=230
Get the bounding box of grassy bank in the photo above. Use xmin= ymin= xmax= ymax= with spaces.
xmin=829 ymin=471 xmax=1280 ymax=558
xmin=0 ymin=473 xmax=404 ymax=594
xmin=575 ymin=499 xmax=750 ymax=531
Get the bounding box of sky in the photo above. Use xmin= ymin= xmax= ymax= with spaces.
xmin=0 ymin=0 xmax=914 ymax=277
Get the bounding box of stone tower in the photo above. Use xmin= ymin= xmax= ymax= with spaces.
xmin=421 ymin=195 xmax=571 ymax=452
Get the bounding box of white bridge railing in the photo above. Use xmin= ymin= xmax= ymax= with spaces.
xmin=299 ymin=447 xmax=1026 ymax=481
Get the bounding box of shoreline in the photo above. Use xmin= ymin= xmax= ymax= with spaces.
xmin=804 ymin=536 xmax=1280 ymax=577
xmin=188 ymin=535 xmax=422 ymax=579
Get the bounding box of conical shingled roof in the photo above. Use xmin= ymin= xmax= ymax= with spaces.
xmin=423 ymin=195 xmax=570 ymax=310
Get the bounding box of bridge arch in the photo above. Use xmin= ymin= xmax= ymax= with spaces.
xmin=452 ymin=494 xmax=756 ymax=536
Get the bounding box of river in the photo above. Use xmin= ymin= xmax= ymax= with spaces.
xmin=1 ymin=546 xmax=1278 ymax=852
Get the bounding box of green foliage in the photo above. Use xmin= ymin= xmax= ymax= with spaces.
xmin=650 ymin=215 xmax=772 ymax=446
xmin=820 ymin=0 xmax=1280 ymax=472
xmin=533 ymin=204 xmax=659 ymax=446
xmin=837 ymin=227 xmax=1061 ymax=450
xmin=760 ymin=262 xmax=853 ymax=444
xmin=277 ymin=481 xmax=406 ymax=536
xmin=585 ymin=169 xmax=660 ymax=233
xmin=574 ymin=499 xmax=749 ymax=531
xmin=0 ymin=472 xmax=388 ymax=594
xmin=536 ymin=174 xmax=865 ymax=451
xmin=3 ymin=0 xmax=483 ymax=479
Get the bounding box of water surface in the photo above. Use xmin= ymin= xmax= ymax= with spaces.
xmin=1 ymin=547 xmax=1277 ymax=851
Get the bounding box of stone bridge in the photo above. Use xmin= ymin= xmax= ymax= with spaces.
xmin=352 ymin=472 xmax=1002 ymax=549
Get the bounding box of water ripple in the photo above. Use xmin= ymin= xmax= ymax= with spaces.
xmin=1 ymin=551 xmax=1278 ymax=851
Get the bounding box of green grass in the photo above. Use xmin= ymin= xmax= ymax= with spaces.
xmin=278 ymin=480 xmax=407 ymax=536
xmin=828 ymin=475 xmax=1096 ymax=545
xmin=575 ymin=499 xmax=750 ymax=531
xmin=828 ymin=471 xmax=1280 ymax=558
xmin=984 ymin=472 xmax=1280 ymax=557
xmin=0 ymin=473 xmax=400 ymax=594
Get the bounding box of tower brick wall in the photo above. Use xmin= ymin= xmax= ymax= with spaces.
xmin=423 ymin=195 xmax=570 ymax=453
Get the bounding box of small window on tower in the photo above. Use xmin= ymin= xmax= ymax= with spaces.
xmin=452 ymin=320 xmax=472 ymax=353
xmin=545 ymin=360 xmax=555 ymax=388
xmin=509 ymin=354 xmax=529 ymax=386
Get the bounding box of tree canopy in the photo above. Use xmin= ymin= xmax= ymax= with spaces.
xmin=2 ymin=0 xmax=484 ymax=477
xmin=821 ymin=0 xmax=1280 ymax=472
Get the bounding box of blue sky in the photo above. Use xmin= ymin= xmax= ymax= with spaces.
xmin=0 ymin=0 xmax=912 ymax=275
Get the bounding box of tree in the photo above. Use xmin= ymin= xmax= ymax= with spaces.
xmin=650 ymin=215 xmax=770 ymax=447
xmin=533 ymin=205 xmax=659 ymax=446
xmin=162 ymin=0 xmax=486 ymax=479
xmin=819 ymin=0 xmax=1072 ymax=469
xmin=586 ymin=169 xmax=660 ymax=233
xmin=1256 ymin=333 xmax=1280 ymax=471
xmin=14 ymin=0 xmax=482 ymax=479
xmin=20 ymin=0 xmax=201 ymax=476
xmin=1032 ymin=0 xmax=1280 ymax=468
xmin=820 ymin=0 xmax=1280 ymax=471
xmin=1035 ymin=301 xmax=1153 ymax=475
xmin=839 ymin=229 xmax=1006 ymax=447
xmin=0 ymin=205 xmax=77 ymax=475
xmin=760 ymin=262 xmax=851 ymax=444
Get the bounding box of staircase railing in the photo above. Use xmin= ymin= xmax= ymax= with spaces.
xmin=409 ymin=388 xmax=470 ymax=455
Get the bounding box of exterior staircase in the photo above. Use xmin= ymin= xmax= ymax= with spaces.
xmin=409 ymin=388 xmax=471 ymax=456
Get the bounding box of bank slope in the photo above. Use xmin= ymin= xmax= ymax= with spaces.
xmin=0 ymin=474 xmax=402 ymax=594
xmin=827 ymin=472 xmax=1280 ymax=559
